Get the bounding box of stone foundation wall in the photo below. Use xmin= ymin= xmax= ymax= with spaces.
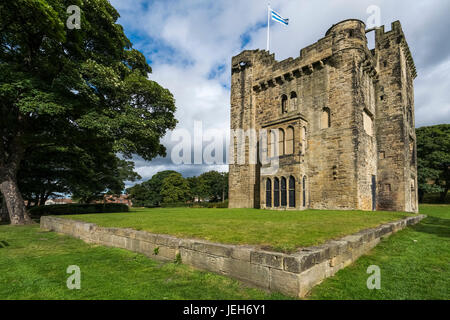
xmin=40 ymin=214 xmax=425 ymax=298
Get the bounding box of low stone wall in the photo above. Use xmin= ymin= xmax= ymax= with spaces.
xmin=40 ymin=214 xmax=425 ymax=297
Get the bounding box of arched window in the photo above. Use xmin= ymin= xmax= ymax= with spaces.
xmin=290 ymin=91 xmax=297 ymax=110
xmin=408 ymin=107 xmax=413 ymax=126
xmin=274 ymin=178 xmax=280 ymax=207
xmin=302 ymin=176 xmax=307 ymax=207
xmin=268 ymin=130 xmax=276 ymax=158
xmin=266 ymin=179 xmax=272 ymax=207
xmin=301 ymin=126 xmax=307 ymax=155
xmin=278 ymin=129 xmax=285 ymax=156
xmin=321 ymin=107 xmax=331 ymax=129
xmin=363 ymin=109 xmax=373 ymax=136
xmin=281 ymin=95 xmax=288 ymax=114
xmin=289 ymin=176 xmax=296 ymax=207
xmin=281 ymin=177 xmax=287 ymax=206
xmin=285 ymin=126 xmax=294 ymax=154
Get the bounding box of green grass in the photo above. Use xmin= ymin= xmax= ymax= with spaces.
xmin=0 ymin=205 xmax=447 ymax=300
xmin=308 ymin=204 xmax=450 ymax=300
xmin=64 ymin=208 xmax=416 ymax=253
xmin=0 ymin=224 xmax=289 ymax=300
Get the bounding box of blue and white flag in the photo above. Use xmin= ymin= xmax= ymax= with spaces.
xmin=271 ymin=9 xmax=289 ymax=26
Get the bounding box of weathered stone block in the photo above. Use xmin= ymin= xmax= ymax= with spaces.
xmin=189 ymin=241 xmax=234 ymax=258
xmin=231 ymin=246 xmax=254 ymax=261
xmin=154 ymin=234 xmax=180 ymax=248
xmin=283 ymin=250 xmax=321 ymax=273
xmin=340 ymin=234 xmax=363 ymax=249
xmin=269 ymin=268 xmax=300 ymax=297
xmin=221 ymin=258 xmax=270 ymax=289
xmin=180 ymin=249 xmax=226 ymax=274
xmin=298 ymin=260 xmax=329 ymax=297
xmin=134 ymin=230 xmax=158 ymax=243
xmin=250 ymin=251 xmax=285 ymax=269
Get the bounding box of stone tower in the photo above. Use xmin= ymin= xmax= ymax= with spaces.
xmin=374 ymin=21 xmax=418 ymax=212
xmin=228 ymin=19 xmax=418 ymax=213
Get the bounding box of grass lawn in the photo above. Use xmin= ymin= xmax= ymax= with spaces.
xmin=0 ymin=224 xmax=289 ymax=300
xmin=64 ymin=207 xmax=417 ymax=253
xmin=308 ymin=204 xmax=450 ymax=299
xmin=0 ymin=205 xmax=447 ymax=299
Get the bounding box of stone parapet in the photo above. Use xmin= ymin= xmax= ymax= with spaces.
xmin=40 ymin=214 xmax=425 ymax=298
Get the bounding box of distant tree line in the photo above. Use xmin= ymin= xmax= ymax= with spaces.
xmin=417 ymin=124 xmax=450 ymax=203
xmin=126 ymin=170 xmax=228 ymax=207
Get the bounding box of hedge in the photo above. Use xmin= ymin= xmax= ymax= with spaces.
xmin=29 ymin=203 xmax=129 ymax=217
xmin=160 ymin=201 xmax=228 ymax=209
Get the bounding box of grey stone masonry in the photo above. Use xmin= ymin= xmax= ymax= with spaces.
xmin=40 ymin=214 xmax=425 ymax=298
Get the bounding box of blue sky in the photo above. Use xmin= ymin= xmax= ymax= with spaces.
xmin=108 ymin=0 xmax=450 ymax=185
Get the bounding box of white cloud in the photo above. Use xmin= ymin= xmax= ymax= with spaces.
xmin=110 ymin=0 xmax=450 ymax=182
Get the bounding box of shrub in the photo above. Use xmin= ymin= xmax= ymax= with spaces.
xmin=190 ymin=200 xmax=229 ymax=208
xmin=29 ymin=203 xmax=129 ymax=217
xmin=421 ymin=192 xmax=450 ymax=204
xmin=160 ymin=202 xmax=192 ymax=208
xmin=160 ymin=201 xmax=228 ymax=208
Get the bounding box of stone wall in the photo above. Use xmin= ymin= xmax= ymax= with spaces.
xmin=40 ymin=214 xmax=425 ymax=298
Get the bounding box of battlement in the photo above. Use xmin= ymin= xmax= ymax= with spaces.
xmin=374 ymin=21 xmax=417 ymax=78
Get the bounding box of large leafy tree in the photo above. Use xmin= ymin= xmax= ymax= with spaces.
xmin=18 ymin=138 xmax=140 ymax=206
xmin=197 ymin=171 xmax=228 ymax=202
xmin=0 ymin=0 xmax=177 ymax=224
xmin=416 ymin=124 xmax=450 ymax=202
xmin=187 ymin=176 xmax=201 ymax=202
xmin=160 ymin=172 xmax=190 ymax=204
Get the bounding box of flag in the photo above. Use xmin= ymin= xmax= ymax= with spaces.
xmin=271 ymin=9 xmax=289 ymax=26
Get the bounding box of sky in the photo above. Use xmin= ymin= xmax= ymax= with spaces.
xmin=108 ymin=0 xmax=450 ymax=186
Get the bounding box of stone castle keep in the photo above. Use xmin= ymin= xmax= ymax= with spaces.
xmin=228 ymin=19 xmax=418 ymax=213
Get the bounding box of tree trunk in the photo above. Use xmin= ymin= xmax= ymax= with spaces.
xmin=0 ymin=196 xmax=10 ymax=224
xmin=439 ymin=188 xmax=448 ymax=203
xmin=0 ymin=175 xmax=32 ymax=225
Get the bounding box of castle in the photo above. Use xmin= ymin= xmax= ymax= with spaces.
xmin=228 ymin=19 xmax=418 ymax=213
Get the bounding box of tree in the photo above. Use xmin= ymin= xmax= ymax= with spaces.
xmin=70 ymin=158 xmax=141 ymax=204
xmin=127 ymin=170 xmax=177 ymax=207
xmin=187 ymin=176 xmax=201 ymax=202
xmin=0 ymin=194 xmax=9 ymax=224
xmin=18 ymin=135 xmax=140 ymax=206
xmin=160 ymin=173 xmax=190 ymax=204
xmin=416 ymin=124 xmax=450 ymax=202
xmin=197 ymin=171 xmax=228 ymax=202
xmin=0 ymin=0 xmax=176 ymax=224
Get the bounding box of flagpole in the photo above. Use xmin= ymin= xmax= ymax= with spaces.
xmin=266 ymin=3 xmax=270 ymax=52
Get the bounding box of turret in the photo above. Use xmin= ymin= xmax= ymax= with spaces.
xmin=374 ymin=21 xmax=418 ymax=212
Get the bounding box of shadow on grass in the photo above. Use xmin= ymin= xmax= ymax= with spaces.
xmin=411 ymin=216 xmax=450 ymax=238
